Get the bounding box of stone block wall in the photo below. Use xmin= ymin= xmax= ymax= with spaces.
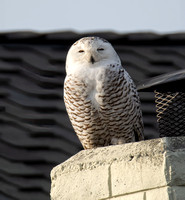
xmin=50 ymin=137 xmax=185 ymax=200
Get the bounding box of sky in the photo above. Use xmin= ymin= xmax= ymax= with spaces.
xmin=0 ymin=0 xmax=185 ymax=33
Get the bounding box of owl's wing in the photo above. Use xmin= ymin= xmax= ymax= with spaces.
xmin=124 ymin=69 xmax=144 ymax=141
xmin=133 ymin=110 xmax=144 ymax=141
xmin=96 ymin=65 xmax=144 ymax=143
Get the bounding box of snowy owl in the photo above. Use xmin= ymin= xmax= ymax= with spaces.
xmin=64 ymin=37 xmax=144 ymax=149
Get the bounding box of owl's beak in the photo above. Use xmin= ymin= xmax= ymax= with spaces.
xmin=90 ymin=56 xmax=95 ymax=64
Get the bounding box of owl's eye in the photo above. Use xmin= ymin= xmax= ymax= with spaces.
xmin=97 ymin=48 xmax=104 ymax=51
xmin=78 ymin=50 xmax=84 ymax=53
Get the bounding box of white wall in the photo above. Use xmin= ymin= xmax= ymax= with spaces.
xmin=0 ymin=0 xmax=185 ymax=33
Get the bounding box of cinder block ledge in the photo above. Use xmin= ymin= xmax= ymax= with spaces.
xmin=50 ymin=137 xmax=185 ymax=200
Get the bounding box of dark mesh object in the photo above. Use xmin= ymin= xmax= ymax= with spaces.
xmin=155 ymin=91 xmax=185 ymax=137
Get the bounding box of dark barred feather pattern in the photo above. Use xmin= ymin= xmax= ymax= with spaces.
xmin=64 ymin=64 xmax=144 ymax=149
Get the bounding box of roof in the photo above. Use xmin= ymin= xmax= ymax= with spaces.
xmin=1 ymin=31 xmax=185 ymax=200
xmin=137 ymin=69 xmax=185 ymax=92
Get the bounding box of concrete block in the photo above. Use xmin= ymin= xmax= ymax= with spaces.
xmin=109 ymin=187 xmax=169 ymax=200
xmin=50 ymin=137 xmax=185 ymax=200
xmin=110 ymin=139 xmax=166 ymax=196
xmin=51 ymin=165 xmax=110 ymax=200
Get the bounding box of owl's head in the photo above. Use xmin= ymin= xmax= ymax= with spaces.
xmin=66 ymin=37 xmax=121 ymax=74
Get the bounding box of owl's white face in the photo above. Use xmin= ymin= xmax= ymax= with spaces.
xmin=66 ymin=37 xmax=121 ymax=75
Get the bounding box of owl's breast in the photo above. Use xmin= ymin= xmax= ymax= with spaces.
xmin=65 ymin=65 xmax=119 ymax=110
xmin=84 ymin=67 xmax=109 ymax=109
